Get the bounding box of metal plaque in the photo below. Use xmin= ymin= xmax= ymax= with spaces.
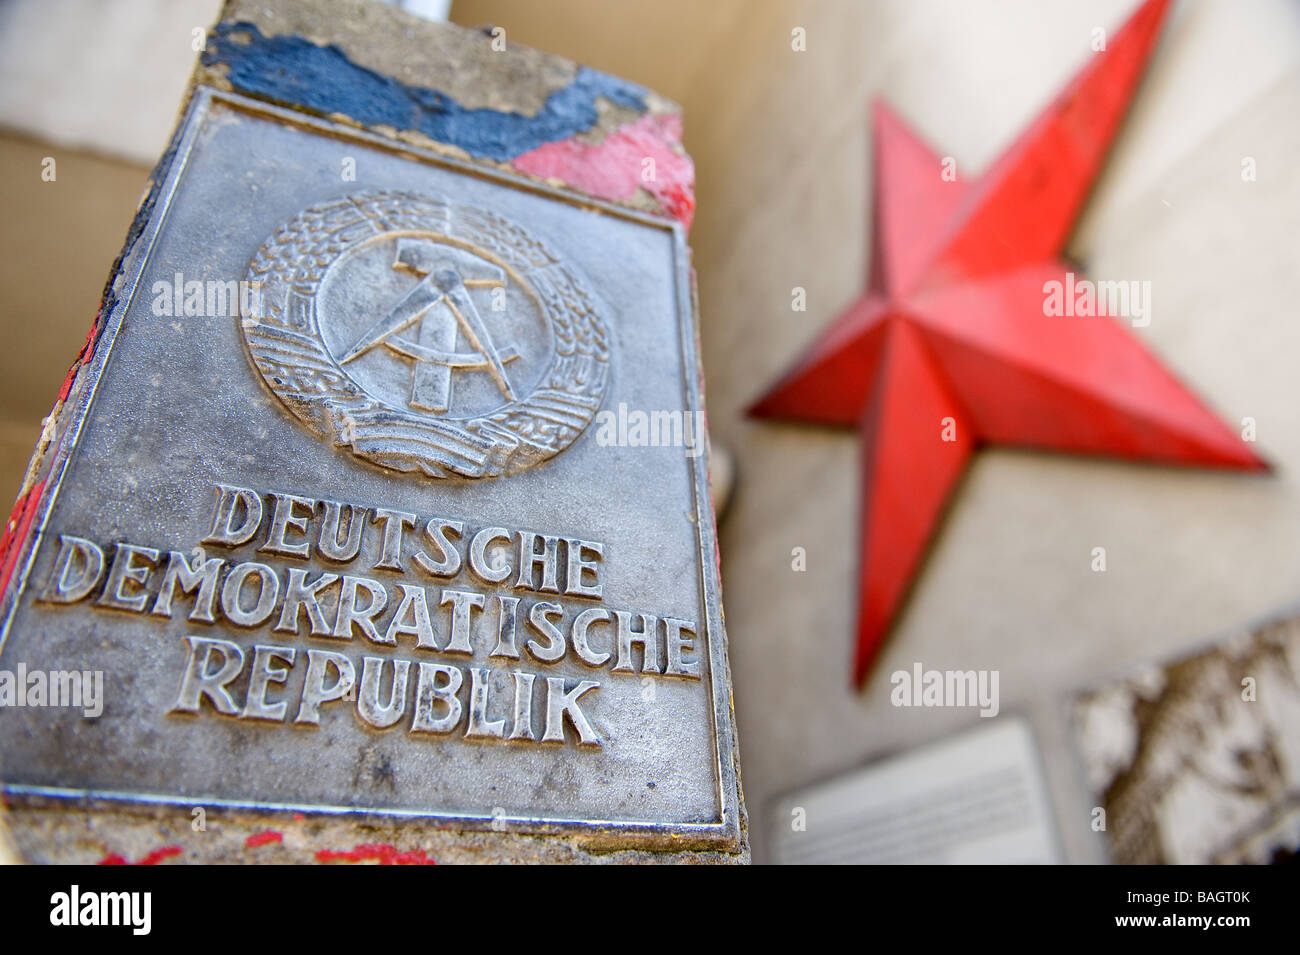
xmin=0 ymin=89 xmax=741 ymax=847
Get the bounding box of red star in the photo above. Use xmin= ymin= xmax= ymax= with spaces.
xmin=749 ymin=0 xmax=1266 ymax=686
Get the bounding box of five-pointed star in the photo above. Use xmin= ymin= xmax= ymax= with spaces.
xmin=748 ymin=0 xmax=1265 ymax=686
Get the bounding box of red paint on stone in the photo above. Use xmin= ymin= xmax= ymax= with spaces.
xmin=0 ymin=480 xmax=45 ymax=602
xmin=137 ymin=845 xmax=183 ymax=865
xmin=98 ymin=845 xmax=183 ymax=865
xmin=315 ymin=843 xmax=435 ymax=865
xmin=511 ymin=113 xmax=695 ymax=229
xmin=59 ymin=314 xmax=101 ymax=404
xmin=0 ymin=307 xmax=106 ymax=603
xmin=245 ymin=829 xmax=283 ymax=848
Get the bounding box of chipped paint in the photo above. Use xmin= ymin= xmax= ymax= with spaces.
xmin=98 ymin=845 xmax=183 ymax=865
xmin=316 ymin=842 xmax=436 ymax=865
xmin=58 ymin=315 xmax=101 ymax=405
xmin=203 ymin=22 xmax=647 ymax=163
xmin=0 ymin=321 xmax=100 ymax=604
xmin=245 ymin=829 xmax=283 ymax=848
xmin=0 ymin=480 xmax=45 ymax=602
xmin=511 ymin=113 xmax=695 ymax=228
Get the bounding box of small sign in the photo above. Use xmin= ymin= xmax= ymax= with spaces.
xmin=0 ymin=90 xmax=741 ymax=849
xmin=771 ymin=718 xmax=1060 ymax=863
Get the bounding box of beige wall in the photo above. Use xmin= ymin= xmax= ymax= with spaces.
xmin=0 ymin=132 xmax=149 ymax=503
xmin=457 ymin=0 xmax=1300 ymax=863
xmin=3 ymin=0 xmax=1299 ymax=863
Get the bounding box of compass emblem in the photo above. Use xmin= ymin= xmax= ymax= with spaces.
xmin=240 ymin=191 xmax=610 ymax=479
xmin=340 ymin=238 xmax=519 ymax=413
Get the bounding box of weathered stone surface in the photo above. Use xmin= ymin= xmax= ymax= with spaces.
xmin=194 ymin=0 xmax=694 ymax=225
xmin=0 ymin=0 xmax=743 ymax=864
xmin=10 ymin=799 xmax=746 ymax=865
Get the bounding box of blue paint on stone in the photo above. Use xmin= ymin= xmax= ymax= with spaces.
xmin=203 ymin=22 xmax=647 ymax=161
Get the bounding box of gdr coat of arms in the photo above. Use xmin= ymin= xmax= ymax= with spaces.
xmin=240 ymin=190 xmax=610 ymax=479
